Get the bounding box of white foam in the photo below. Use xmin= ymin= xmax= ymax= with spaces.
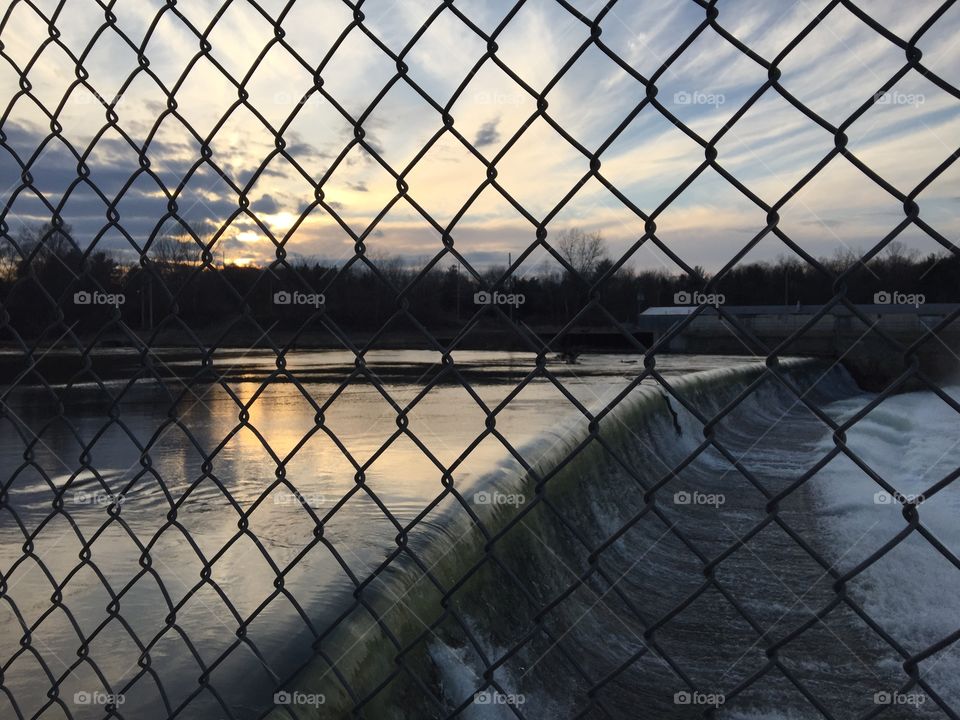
xmin=812 ymin=384 xmax=960 ymax=705
xmin=429 ymin=635 xmax=545 ymax=720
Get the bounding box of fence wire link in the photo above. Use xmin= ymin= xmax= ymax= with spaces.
xmin=1 ymin=0 xmax=959 ymax=718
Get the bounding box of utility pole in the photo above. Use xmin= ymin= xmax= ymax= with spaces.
xmin=508 ymin=252 xmax=512 ymax=322
xmin=141 ymin=274 xmax=153 ymax=330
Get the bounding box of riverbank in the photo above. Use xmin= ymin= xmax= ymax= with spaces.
xmin=1 ymin=320 xmax=956 ymax=392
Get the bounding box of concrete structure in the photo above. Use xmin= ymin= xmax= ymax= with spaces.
xmin=636 ymin=304 xmax=960 ymax=389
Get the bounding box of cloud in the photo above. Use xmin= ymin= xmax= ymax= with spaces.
xmin=251 ymin=194 xmax=280 ymax=214
xmin=473 ymin=120 xmax=501 ymax=148
xmin=1 ymin=0 xmax=958 ymax=270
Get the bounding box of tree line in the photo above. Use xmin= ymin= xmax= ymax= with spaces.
xmin=0 ymin=224 xmax=957 ymax=341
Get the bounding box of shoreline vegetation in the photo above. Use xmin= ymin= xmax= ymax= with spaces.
xmin=2 ymin=225 xmax=957 ymax=338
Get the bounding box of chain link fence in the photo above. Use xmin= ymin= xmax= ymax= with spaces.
xmin=1 ymin=0 xmax=959 ymax=718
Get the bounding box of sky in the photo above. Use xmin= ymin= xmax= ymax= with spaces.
xmin=0 ymin=0 xmax=958 ymax=277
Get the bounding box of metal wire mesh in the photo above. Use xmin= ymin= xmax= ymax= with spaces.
xmin=1 ymin=0 xmax=959 ymax=718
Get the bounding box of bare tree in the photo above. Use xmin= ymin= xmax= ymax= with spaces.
xmin=363 ymin=250 xmax=412 ymax=286
xmin=776 ymin=253 xmax=805 ymax=271
xmin=0 ymin=238 xmax=18 ymax=279
xmin=555 ymin=228 xmax=607 ymax=279
xmin=17 ymin=222 xmax=75 ymax=258
xmin=823 ymin=246 xmax=862 ymax=274
xmin=882 ymin=240 xmax=919 ymax=264
xmin=149 ymin=231 xmax=196 ymax=268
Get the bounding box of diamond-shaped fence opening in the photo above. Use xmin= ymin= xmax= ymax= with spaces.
xmin=1 ymin=1 xmax=959 ymax=719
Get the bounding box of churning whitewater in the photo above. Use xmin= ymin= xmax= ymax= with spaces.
xmin=273 ymin=360 xmax=960 ymax=719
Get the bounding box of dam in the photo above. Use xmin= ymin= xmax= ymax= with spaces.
xmin=634 ymin=303 xmax=960 ymax=389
